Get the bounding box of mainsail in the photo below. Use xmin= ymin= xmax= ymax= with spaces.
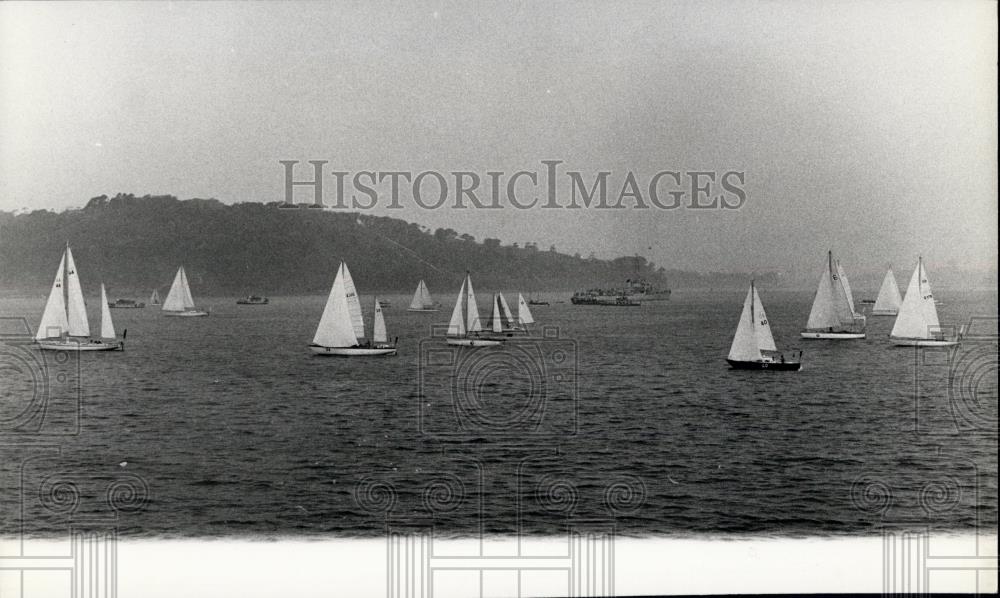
xmin=891 ymin=258 xmax=940 ymax=340
xmin=729 ymin=285 xmax=762 ymax=362
xmin=340 ymin=262 xmax=366 ymax=340
xmin=373 ymin=296 xmax=388 ymax=343
xmin=447 ymin=278 xmax=467 ymax=336
xmin=100 ymin=284 xmax=116 ymax=339
xmin=465 ymin=276 xmax=482 ymax=332
xmin=517 ymin=293 xmax=534 ymax=325
xmin=36 ymin=250 xmax=69 ymax=340
xmin=497 ymin=293 xmax=515 ymax=326
xmin=872 ymin=267 xmax=902 ymax=314
xmin=490 ymin=294 xmax=503 ymax=333
xmin=313 ymin=264 xmax=359 ymax=347
xmin=752 ymin=285 xmax=776 ymax=351
xmin=64 ymin=245 xmax=90 ymax=337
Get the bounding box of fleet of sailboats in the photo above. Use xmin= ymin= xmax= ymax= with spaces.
xmin=35 ymin=244 xmax=123 ymax=351
xmin=162 ymin=267 xmax=209 ymax=317
xmin=446 ymin=274 xmax=503 ymax=347
xmin=871 ymin=266 xmax=902 ymax=316
xmin=727 ymin=281 xmax=801 ymax=370
xmin=310 ymin=262 xmax=397 ymax=356
xmin=800 ymin=251 xmax=867 ymax=339
xmin=29 ymin=246 xmax=961 ymax=361
xmin=889 ymin=258 xmax=958 ymax=347
xmin=407 ymin=279 xmax=439 ymax=312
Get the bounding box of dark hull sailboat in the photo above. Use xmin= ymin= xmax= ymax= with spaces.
xmin=726 ymin=358 xmax=801 ymax=371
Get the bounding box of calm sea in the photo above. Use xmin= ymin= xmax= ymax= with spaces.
xmin=2 ymin=289 xmax=997 ymax=538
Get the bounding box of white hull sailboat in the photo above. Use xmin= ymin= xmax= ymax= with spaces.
xmin=801 ymin=251 xmax=866 ymax=339
xmin=36 ymin=245 xmax=124 ymax=351
xmin=446 ymin=274 xmax=502 ymax=347
xmin=310 ymin=262 xmax=397 ymax=356
xmin=162 ymin=267 xmax=209 ymax=317
xmin=890 ymin=258 xmax=958 ymax=347
xmin=727 ymin=281 xmax=801 ymax=370
xmin=870 ymin=266 xmax=902 ymax=316
xmin=407 ymin=279 xmax=440 ymax=312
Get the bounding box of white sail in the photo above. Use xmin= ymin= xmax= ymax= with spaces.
xmin=447 ymin=278 xmax=467 ymax=336
xmin=752 ymin=286 xmax=777 ymax=351
xmin=491 ymin=294 xmax=503 ymax=333
xmin=150 ymin=289 xmax=160 ymax=305
xmin=179 ymin=267 xmax=196 ymax=309
xmin=340 ymin=262 xmax=366 ymax=340
xmin=466 ymin=276 xmax=482 ymax=332
xmin=373 ymin=296 xmax=388 ymax=343
xmin=873 ymin=267 xmax=902 ymax=313
xmin=728 ymin=286 xmax=762 ymax=361
xmin=891 ymin=259 xmax=940 ymax=340
xmin=36 ymin=250 xmax=69 ymax=340
xmin=163 ymin=267 xmax=194 ymax=311
xmin=313 ymin=265 xmax=358 ymax=347
xmin=497 ymin=292 xmax=515 ymax=326
xmin=420 ymin=280 xmax=433 ymax=306
xmin=836 ymin=261 xmax=857 ymax=314
xmin=517 ymin=293 xmax=534 ymax=325
xmin=63 ymin=245 xmax=90 ymax=337
xmin=805 ymin=254 xmax=839 ymax=329
xmin=100 ymin=284 xmax=116 ymax=340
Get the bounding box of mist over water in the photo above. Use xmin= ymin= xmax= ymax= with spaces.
xmin=2 ymin=289 xmax=996 ymax=538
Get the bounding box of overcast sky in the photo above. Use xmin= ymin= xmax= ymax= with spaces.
xmin=1 ymin=1 xmax=996 ymax=276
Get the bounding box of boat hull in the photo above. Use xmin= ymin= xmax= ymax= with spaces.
xmin=800 ymin=331 xmax=866 ymax=339
xmin=310 ymin=345 xmax=397 ymax=356
xmin=163 ymin=310 xmax=209 ymax=317
xmin=407 ymin=308 xmax=440 ymax=312
xmin=726 ymin=359 xmax=801 ymax=371
xmin=890 ymin=337 xmax=959 ymax=347
xmin=446 ymin=337 xmax=503 ymax=347
xmin=37 ymin=339 xmax=123 ymax=352
xmin=870 ymin=309 xmax=898 ymax=316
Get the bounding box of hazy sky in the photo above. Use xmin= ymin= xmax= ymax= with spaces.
xmin=1 ymin=1 xmax=996 ymax=276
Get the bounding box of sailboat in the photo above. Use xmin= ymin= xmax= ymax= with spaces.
xmin=407 ymin=279 xmax=439 ymax=312
xmin=801 ymin=251 xmax=866 ymax=339
xmin=162 ymin=266 xmax=209 ymax=317
xmin=149 ymin=288 xmax=161 ymax=306
xmin=871 ymin=266 xmax=902 ymax=316
xmin=36 ymin=244 xmax=124 ymax=351
xmin=310 ymin=262 xmax=397 ymax=356
xmin=890 ymin=258 xmax=959 ymax=346
xmin=727 ymin=281 xmax=801 ymax=370
xmin=446 ymin=274 xmax=503 ymax=347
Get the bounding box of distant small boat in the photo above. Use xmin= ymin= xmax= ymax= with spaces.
xmin=407 ymin=279 xmax=440 ymax=312
xmin=527 ymin=292 xmax=549 ymax=306
xmin=108 ymin=298 xmax=146 ymax=309
xmin=149 ymin=289 xmax=161 ymax=305
xmin=890 ymin=258 xmax=958 ymax=347
xmin=801 ymin=251 xmax=866 ymax=339
xmin=727 ymin=281 xmax=800 ymax=371
xmin=310 ymin=262 xmax=397 ymax=356
xmin=446 ymin=274 xmax=502 ymax=346
xmin=871 ymin=266 xmax=902 ymax=316
xmin=162 ymin=266 xmax=209 ymax=317
xmin=36 ymin=244 xmax=124 ymax=351
xmin=236 ymin=295 xmax=269 ymax=305
xmin=378 ymin=299 xmax=391 ymax=308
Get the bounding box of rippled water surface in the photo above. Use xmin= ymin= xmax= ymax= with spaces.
xmin=2 ymin=289 xmax=996 ymax=538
